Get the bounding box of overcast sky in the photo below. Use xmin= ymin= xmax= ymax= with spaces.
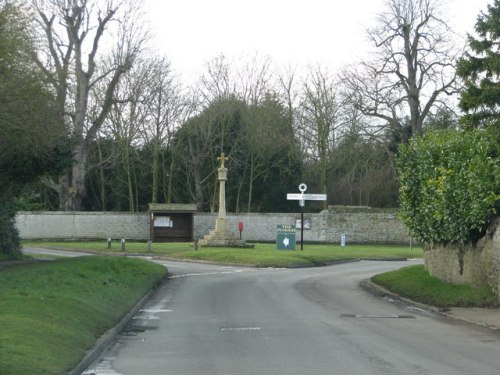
xmin=143 ymin=0 xmax=492 ymax=82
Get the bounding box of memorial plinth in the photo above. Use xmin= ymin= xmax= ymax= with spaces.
xmin=198 ymin=154 xmax=246 ymax=247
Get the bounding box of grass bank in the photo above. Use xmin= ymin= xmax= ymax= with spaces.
xmin=371 ymin=265 xmax=498 ymax=308
xmin=0 ymin=256 xmax=167 ymax=375
xmin=24 ymin=241 xmax=422 ymax=267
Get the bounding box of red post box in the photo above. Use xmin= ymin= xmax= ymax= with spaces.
xmin=238 ymin=222 xmax=244 ymax=239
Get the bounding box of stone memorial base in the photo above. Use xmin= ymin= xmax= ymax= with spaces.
xmin=198 ymin=218 xmax=246 ymax=247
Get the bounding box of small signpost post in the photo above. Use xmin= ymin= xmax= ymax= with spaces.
xmin=287 ymin=183 xmax=327 ymax=250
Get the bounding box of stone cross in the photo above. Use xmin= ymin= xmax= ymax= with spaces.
xmin=217 ymin=152 xmax=228 ymax=169
xmin=216 ymin=153 xmax=228 ymax=221
xmin=197 ymin=151 xmax=245 ymax=246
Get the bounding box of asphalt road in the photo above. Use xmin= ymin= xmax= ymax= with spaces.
xmin=77 ymin=258 xmax=500 ymax=375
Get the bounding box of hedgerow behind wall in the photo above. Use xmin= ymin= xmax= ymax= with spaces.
xmin=397 ymin=130 xmax=499 ymax=244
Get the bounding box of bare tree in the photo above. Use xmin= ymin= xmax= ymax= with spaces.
xmin=97 ymin=59 xmax=148 ymax=212
xmin=237 ymin=53 xmax=273 ymax=105
xmin=32 ymin=0 xmax=148 ymax=210
xmin=276 ymin=64 xmax=300 ymax=135
xmin=200 ymin=53 xmax=273 ymax=106
xmin=199 ymin=54 xmax=235 ymax=104
xmin=298 ymin=66 xmax=344 ymax=207
xmin=139 ymin=57 xmax=187 ymax=204
xmin=344 ymin=0 xmax=459 ymax=138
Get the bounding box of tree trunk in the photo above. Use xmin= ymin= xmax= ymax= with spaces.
xmin=97 ymin=142 xmax=106 ymax=211
xmin=319 ymin=140 xmax=328 ymax=210
xmin=247 ymin=153 xmax=255 ymax=213
xmin=60 ymin=143 xmax=88 ymax=211
xmin=166 ymin=155 xmax=174 ymax=204
xmin=124 ymin=146 xmax=135 ymax=212
xmin=193 ymin=165 xmax=204 ymax=211
xmin=235 ymin=171 xmax=246 ymax=214
xmin=151 ymin=145 xmax=159 ymax=203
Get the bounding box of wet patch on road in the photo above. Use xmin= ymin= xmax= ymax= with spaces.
xmin=341 ymin=313 xmax=416 ymax=319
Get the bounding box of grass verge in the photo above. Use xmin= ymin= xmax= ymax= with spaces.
xmin=371 ymin=265 xmax=498 ymax=308
xmin=24 ymin=241 xmax=422 ymax=267
xmin=0 ymin=256 xmax=167 ymax=375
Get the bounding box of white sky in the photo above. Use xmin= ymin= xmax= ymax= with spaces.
xmin=143 ymin=0 xmax=492 ymax=82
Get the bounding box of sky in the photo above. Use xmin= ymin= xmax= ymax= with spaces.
xmin=143 ymin=0 xmax=492 ymax=83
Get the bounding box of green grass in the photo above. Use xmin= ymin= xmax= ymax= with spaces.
xmin=371 ymin=265 xmax=498 ymax=308
xmin=0 ymin=256 xmax=167 ymax=375
xmin=0 ymin=252 xmax=28 ymax=261
xmin=24 ymin=241 xmax=422 ymax=267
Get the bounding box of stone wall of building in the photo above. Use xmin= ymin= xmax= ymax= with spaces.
xmin=16 ymin=206 xmax=412 ymax=244
xmin=424 ymin=218 xmax=500 ymax=300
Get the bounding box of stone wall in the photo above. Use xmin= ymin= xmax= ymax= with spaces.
xmin=196 ymin=206 xmax=411 ymax=244
xmin=16 ymin=206 xmax=412 ymax=244
xmin=16 ymin=211 xmax=150 ymax=240
xmin=424 ymin=218 xmax=500 ymax=300
xmin=323 ymin=206 xmax=410 ymax=244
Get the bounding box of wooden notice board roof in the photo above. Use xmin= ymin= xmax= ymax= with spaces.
xmin=149 ymin=203 xmax=197 ymax=213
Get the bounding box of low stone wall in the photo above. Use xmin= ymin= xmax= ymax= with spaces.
xmin=16 ymin=206 xmax=412 ymax=244
xmin=323 ymin=206 xmax=410 ymax=244
xmin=16 ymin=211 xmax=150 ymax=240
xmin=424 ymin=218 xmax=500 ymax=300
xmin=197 ymin=207 xmax=411 ymax=244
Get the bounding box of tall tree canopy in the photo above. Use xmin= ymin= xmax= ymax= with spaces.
xmin=0 ymin=1 xmax=65 ymax=193
xmin=344 ymin=0 xmax=458 ymax=141
xmin=0 ymin=1 xmax=66 ymax=257
xmin=457 ymin=0 xmax=500 ymax=133
xmin=32 ymin=0 xmax=148 ymax=210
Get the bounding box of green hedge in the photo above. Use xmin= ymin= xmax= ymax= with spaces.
xmin=397 ymin=130 xmax=499 ymax=243
xmin=0 ymin=196 xmax=21 ymax=258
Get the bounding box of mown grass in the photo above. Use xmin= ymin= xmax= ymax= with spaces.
xmin=0 ymin=252 xmax=27 ymax=261
xmin=371 ymin=265 xmax=498 ymax=308
xmin=0 ymin=256 xmax=167 ymax=375
xmin=24 ymin=241 xmax=422 ymax=267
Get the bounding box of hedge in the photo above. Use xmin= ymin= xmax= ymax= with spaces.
xmin=397 ymin=129 xmax=499 ymax=244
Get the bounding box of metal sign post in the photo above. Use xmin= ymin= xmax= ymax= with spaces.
xmin=299 ymin=197 xmax=305 ymax=250
xmin=286 ymin=183 xmax=327 ymax=250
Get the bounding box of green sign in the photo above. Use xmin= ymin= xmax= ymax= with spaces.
xmin=276 ymin=224 xmax=296 ymax=250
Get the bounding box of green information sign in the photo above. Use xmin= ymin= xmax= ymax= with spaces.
xmin=276 ymin=224 xmax=296 ymax=250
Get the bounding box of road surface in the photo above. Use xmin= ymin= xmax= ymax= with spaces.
xmin=78 ymin=259 xmax=500 ymax=375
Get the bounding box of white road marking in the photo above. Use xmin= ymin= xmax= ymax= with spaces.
xmin=220 ymin=327 xmax=261 ymax=332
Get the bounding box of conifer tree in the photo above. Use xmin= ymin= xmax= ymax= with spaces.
xmin=457 ymin=0 xmax=500 ymax=132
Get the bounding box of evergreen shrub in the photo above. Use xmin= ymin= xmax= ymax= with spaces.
xmin=397 ymin=130 xmax=499 ymax=244
xmin=0 ymin=197 xmax=22 ymax=258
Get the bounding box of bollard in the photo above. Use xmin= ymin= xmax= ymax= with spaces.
xmin=147 ymin=240 xmax=152 ymax=253
xmin=121 ymin=238 xmax=126 ymax=251
xmin=194 ymin=239 xmax=199 ymax=251
xmin=107 ymin=237 xmax=112 ymax=249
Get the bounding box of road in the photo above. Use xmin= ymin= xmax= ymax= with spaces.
xmin=66 ymin=257 xmax=499 ymax=375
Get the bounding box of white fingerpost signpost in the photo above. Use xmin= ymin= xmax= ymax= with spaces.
xmin=286 ymin=183 xmax=327 ymax=250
